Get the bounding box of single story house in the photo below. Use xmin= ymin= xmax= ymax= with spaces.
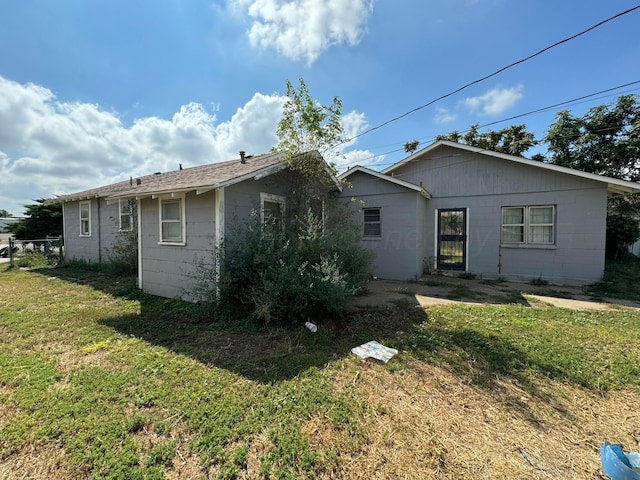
xmin=340 ymin=140 xmax=640 ymax=285
xmin=51 ymin=151 xmax=338 ymax=299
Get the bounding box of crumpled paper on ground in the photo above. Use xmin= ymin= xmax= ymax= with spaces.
xmin=351 ymin=341 xmax=398 ymax=363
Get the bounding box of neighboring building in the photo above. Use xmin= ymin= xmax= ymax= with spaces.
xmin=340 ymin=140 xmax=640 ymax=285
xmin=0 ymin=217 xmax=25 ymax=233
xmin=51 ymin=151 xmax=338 ymax=299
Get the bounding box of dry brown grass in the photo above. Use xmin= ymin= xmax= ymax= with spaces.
xmin=0 ymin=445 xmax=88 ymax=480
xmin=326 ymin=357 xmax=639 ymax=480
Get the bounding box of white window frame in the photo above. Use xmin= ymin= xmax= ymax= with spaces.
xmin=260 ymin=192 xmax=286 ymax=226
xmin=119 ymin=199 xmax=134 ymax=232
xmin=79 ymin=201 xmax=91 ymax=237
xmin=501 ymin=205 xmax=555 ymax=245
xmin=158 ymin=194 xmax=186 ymax=246
xmin=363 ymin=207 xmax=382 ymax=238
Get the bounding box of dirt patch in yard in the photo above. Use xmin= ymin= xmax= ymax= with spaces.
xmin=332 ymin=359 xmax=640 ymax=480
xmin=348 ymin=275 xmax=640 ymax=311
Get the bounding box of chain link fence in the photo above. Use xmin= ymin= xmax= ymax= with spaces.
xmin=1 ymin=236 xmax=64 ymax=268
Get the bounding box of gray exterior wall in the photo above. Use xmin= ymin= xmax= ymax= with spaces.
xmin=390 ymin=145 xmax=608 ymax=284
xmin=224 ymin=171 xmax=291 ymax=231
xmin=343 ymin=170 xmax=427 ymax=280
xmin=62 ymin=198 xmax=122 ymax=264
xmin=139 ymin=190 xmax=216 ymax=300
xmin=139 ymin=173 xmax=293 ymax=300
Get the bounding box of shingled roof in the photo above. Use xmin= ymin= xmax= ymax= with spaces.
xmin=51 ymin=152 xmax=287 ymax=203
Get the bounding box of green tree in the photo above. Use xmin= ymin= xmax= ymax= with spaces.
xmin=7 ymin=200 xmax=62 ymax=240
xmin=274 ymin=78 xmax=344 ymax=222
xmin=0 ymin=209 xmax=12 ymax=217
xmin=545 ymin=94 xmax=640 ymax=257
xmin=403 ymin=140 xmax=420 ymax=154
xmin=546 ymin=95 xmax=640 ymax=180
xmin=436 ymin=124 xmax=537 ymax=157
xmin=215 ymin=78 xmax=373 ymax=326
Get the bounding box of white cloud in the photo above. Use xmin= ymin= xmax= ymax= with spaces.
xmin=0 ymin=76 xmax=371 ymax=215
xmin=434 ymin=107 xmax=456 ymax=124
xmin=232 ymin=0 xmax=374 ymax=65
xmin=463 ymin=85 xmax=524 ymax=116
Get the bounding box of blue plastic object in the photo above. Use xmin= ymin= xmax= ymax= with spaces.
xmin=601 ymin=441 xmax=640 ymax=480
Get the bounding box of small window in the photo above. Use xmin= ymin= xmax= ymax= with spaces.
xmin=363 ymin=208 xmax=381 ymax=237
xmin=501 ymin=207 xmax=524 ymax=243
xmin=501 ymin=205 xmax=554 ymax=244
xmin=529 ymin=206 xmax=554 ymax=244
xmin=260 ymin=193 xmax=285 ymax=228
xmin=79 ymin=201 xmax=91 ymax=237
xmin=119 ymin=200 xmax=134 ymax=231
xmin=159 ymin=195 xmax=185 ymax=244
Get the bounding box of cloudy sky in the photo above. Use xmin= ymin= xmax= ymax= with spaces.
xmin=1 ymin=0 xmax=639 ymax=215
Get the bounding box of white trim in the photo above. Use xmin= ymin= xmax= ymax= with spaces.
xmin=501 ymin=204 xmax=555 ymax=245
xmin=339 ymin=165 xmax=431 ymax=199
xmin=158 ymin=193 xmax=186 ymax=246
xmin=79 ymin=200 xmax=91 ymax=237
xmin=62 ymin=202 xmax=67 ymax=250
xmin=137 ymin=198 xmax=142 ymax=290
xmin=260 ymin=192 xmax=286 ymax=224
xmin=362 ymin=207 xmax=382 ymax=238
xmin=383 ymin=140 xmax=640 ymax=195
xmin=118 ymin=199 xmax=134 ymax=232
xmin=214 ymin=188 xmax=225 ymax=295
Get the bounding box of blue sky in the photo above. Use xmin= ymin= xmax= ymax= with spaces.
xmin=1 ymin=0 xmax=639 ymax=215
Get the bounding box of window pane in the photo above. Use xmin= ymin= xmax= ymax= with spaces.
xmin=81 ymin=219 xmax=90 ymax=236
xmin=162 ymin=201 xmax=181 ymax=221
xmin=530 ymin=206 xmax=553 ymax=224
xmin=120 ymin=215 xmax=131 ymax=231
xmin=502 ymin=226 xmax=524 ymax=243
xmin=80 ymin=204 xmax=89 ymax=219
xmin=162 ymin=222 xmax=182 ymax=241
xmin=263 ymin=200 xmax=283 ymax=221
xmin=363 ymin=209 xmax=380 ymax=222
xmin=529 ymin=225 xmax=553 ymax=243
xmin=502 ymin=207 xmax=523 ymax=225
xmin=440 ymin=211 xmax=464 ymax=235
xmin=364 ymin=223 xmax=381 ymax=236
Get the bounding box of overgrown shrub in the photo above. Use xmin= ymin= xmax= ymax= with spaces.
xmin=105 ymin=201 xmax=138 ymax=275
xmin=216 ymin=209 xmax=373 ymax=326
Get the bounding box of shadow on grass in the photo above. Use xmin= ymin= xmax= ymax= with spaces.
xmin=33 ymin=266 xmax=582 ymax=422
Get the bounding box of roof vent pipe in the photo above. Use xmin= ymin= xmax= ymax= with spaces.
xmin=240 ymin=151 xmax=246 ymax=164
xmin=136 ymin=178 xmax=142 ymax=185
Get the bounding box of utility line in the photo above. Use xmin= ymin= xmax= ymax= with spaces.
xmin=327 ymin=5 xmax=640 ymax=151
xmin=338 ymin=82 xmax=640 ymax=169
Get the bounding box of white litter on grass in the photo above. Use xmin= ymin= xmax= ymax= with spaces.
xmin=304 ymin=321 xmax=317 ymax=333
xmin=351 ymin=341 xmax=398 ymax=363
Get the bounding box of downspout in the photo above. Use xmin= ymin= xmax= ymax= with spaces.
xmin=62 ymin=202 xmax=67 ymax=260
xmin=97 ymin=198 xmax=102 ymax=264
xmin=137 ymin=198 xmax=143 ymax=290
xmin=214 ymin=187 xmax=225 ymax=295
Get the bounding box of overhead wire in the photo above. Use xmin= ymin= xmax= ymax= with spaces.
xmin=336 ymin=81 xmax=640 ymax=170
xmin=325 ymin=5 xmax=640 ymax=153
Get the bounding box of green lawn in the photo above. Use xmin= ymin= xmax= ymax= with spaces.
xmin=1 ymin=265 xmax=639 ymax=479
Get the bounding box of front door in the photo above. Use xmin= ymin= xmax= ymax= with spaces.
xmin=437 ymin=209 xmax=466 ymax=271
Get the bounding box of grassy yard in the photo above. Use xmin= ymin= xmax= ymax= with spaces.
xmin=1 ymin=265 xmax=639 ymax=479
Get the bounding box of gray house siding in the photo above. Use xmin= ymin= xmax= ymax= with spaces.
xmin=139 ymin=190 xmax=216 ymax=299
xmin=224 ymin=171 xmax=291 ymax=231
xmin=390 ymin=146 xmax=608 ymax=284
xmin=344 ymin=171 xmax=426 ymax=280
xmin=63 ymin=198 xmax=121 ymax=264
xmin=138 ymin=174 xmax=293 ymax=300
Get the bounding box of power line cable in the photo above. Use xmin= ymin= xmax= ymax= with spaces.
xmin=327 ymin=5 xmax=640 ymax=151
xmin=339 ymin=82 xmax=640 ymax=169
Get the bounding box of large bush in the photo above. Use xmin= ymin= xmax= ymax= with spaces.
xmin=216 ymin=209 xmax=373 ymax=326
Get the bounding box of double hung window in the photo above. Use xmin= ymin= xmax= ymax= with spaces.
xmin=501 ymin=205 xmax=554 ymax=244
